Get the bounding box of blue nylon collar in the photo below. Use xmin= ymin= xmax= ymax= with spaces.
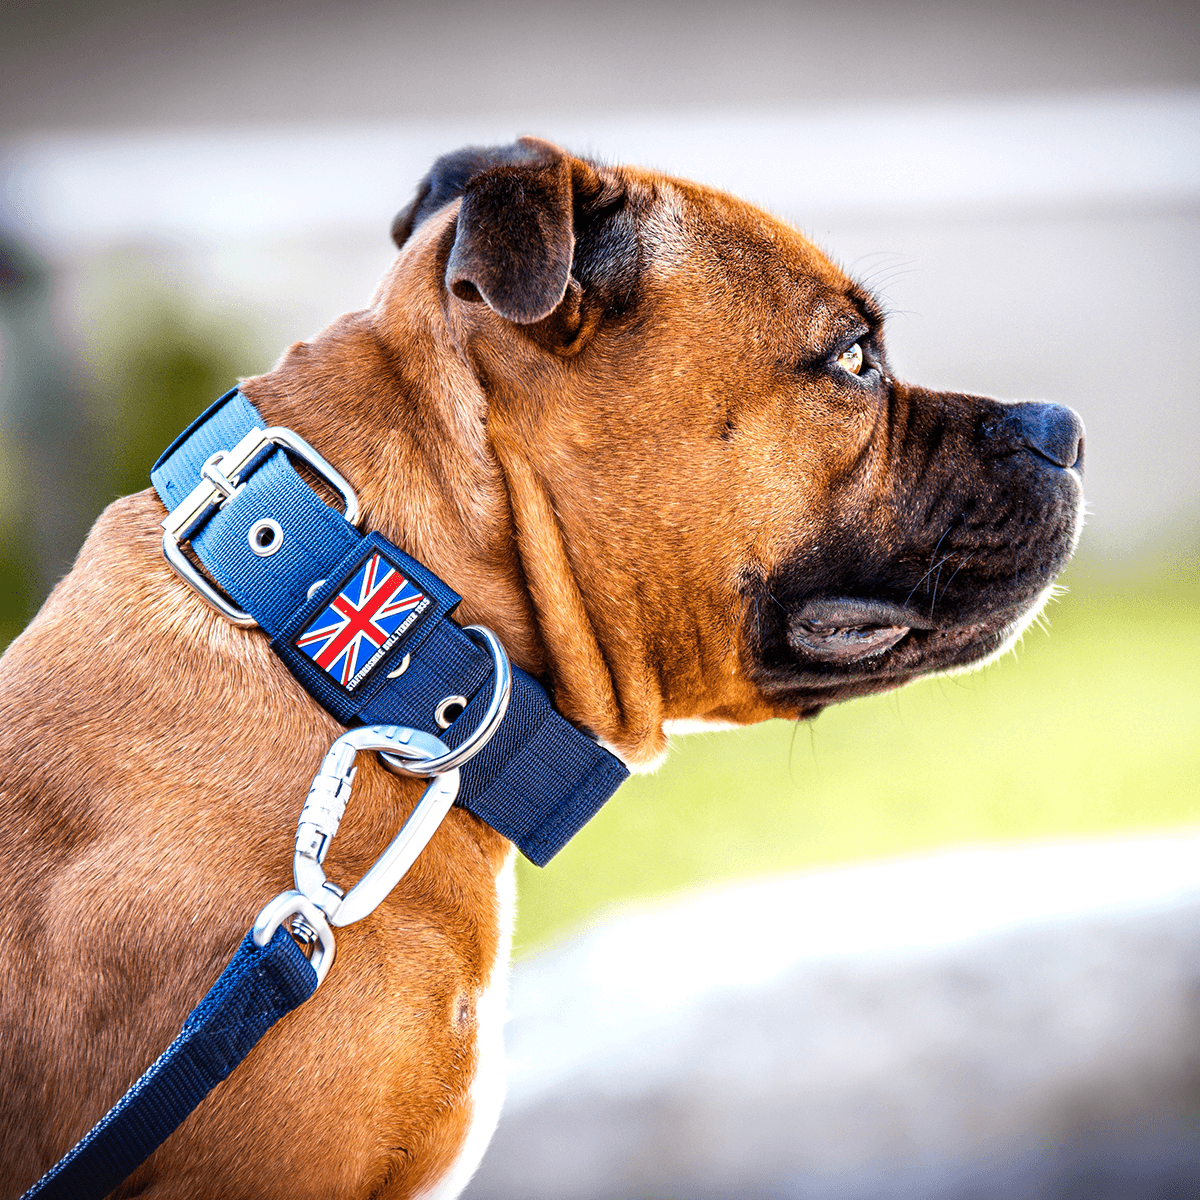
xmin=151 ymin=388 xmax=627 ymax=865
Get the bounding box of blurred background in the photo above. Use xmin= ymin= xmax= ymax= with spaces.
xmin=2 ymin=2 xmax=1198 ymax=1196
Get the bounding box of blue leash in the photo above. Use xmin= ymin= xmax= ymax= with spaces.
xmin=22 ymin=928 xmax=317 ymax=1200
xmin=22 ymin=390 xmax=628 ymax=1198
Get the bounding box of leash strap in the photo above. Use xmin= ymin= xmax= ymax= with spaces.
xmin=150 ymin=389 xmax=628 ymax=865
xmin=21 ymin=926 xmax=317 ymax=1200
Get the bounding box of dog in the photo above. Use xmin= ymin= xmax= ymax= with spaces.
xmin=0 ymin=136 xmax=1084 ymax=1199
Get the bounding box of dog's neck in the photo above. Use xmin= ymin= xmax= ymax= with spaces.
xmin=240 ymin=238 xmax=763 ymax=769
xmin=241 ymin=317 xmax=674 ymax=768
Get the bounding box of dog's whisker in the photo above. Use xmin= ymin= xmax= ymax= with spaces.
xmin=933 ymin=552 xmax=976 ymax=616
xmin=904 ymin=525 xmax=956 ymax=608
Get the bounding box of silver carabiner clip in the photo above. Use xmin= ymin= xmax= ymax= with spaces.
xmin=292 ymin=725 xmax=460 ymax=928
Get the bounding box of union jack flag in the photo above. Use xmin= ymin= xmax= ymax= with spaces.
xmin=296 ymin=551 xmax=429 ymax=690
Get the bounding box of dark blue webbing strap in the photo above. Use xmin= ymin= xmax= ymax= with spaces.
xmin=150 ymin=389 xmax=628 ymax=865
xmin=22 ymin=926 xmax=317 ymax=1200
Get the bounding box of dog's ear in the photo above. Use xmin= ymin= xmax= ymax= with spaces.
xmin=391 ymin=138 xmax=556 ymax=250
xmin=394 ymin=137 xmax=622 ymax=328
xmin=445 ymin=140 xmax=578 ymax=325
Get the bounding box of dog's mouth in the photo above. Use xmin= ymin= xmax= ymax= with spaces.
xmin=786 ymin=598 xmax=926 ymax=664
xmin=744 ymin=402 xmax=1085 ymax=712
xmin=749 ymin=587 xmax=1033 ymax=712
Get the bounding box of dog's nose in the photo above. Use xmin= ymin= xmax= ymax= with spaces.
xmin=1002 ymin=402 xmax=1085 ymax=472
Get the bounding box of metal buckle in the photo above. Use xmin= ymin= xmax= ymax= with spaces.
xmin=292 ymin=725 xmax=461 ymax=928
xmin=379 ymin=625 xmax=512 ymax=777
xmin=161 ymin=425 xmax=362 ymax=627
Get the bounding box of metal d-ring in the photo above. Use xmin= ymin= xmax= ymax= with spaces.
xmin=379 ymin=625 xmax=512 ymax=778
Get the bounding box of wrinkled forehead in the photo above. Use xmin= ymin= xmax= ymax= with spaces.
xmin=617 ymin=167 xmax=874 ymax=345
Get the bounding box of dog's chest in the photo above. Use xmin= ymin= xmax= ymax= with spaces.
xmin=414 ymin=847 xmax=516 ymax=1200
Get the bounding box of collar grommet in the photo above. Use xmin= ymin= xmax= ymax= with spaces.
xmin=434 ymin=695 xmax=468 ymax=729
xmin=249 ymin=518 xmax=284 ymax=557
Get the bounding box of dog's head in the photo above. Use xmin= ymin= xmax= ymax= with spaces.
xmin=381 ymin=137 xmax=1084 ymax=758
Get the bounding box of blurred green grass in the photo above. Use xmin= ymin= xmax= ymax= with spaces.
xmin=0 ymin=277 xmax=263 ymax=649
xmin=513 ymin=563 xmax=1200 ymax=954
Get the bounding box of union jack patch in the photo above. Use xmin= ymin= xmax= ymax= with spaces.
xmin=296 ymin=551 xmax=431 ymax=691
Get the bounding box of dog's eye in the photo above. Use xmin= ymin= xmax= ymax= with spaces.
xmin=835 ymin=342 xmax=864 ymax=376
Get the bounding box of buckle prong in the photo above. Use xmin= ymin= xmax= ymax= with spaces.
xmin=199 ymin=451 xmax=243 ymax=505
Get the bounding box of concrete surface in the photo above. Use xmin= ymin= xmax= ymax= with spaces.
xmin=465 ymin=834 xmax=1200 ymax=1199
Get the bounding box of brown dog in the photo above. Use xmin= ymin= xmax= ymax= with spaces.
xmin=0 ymin=137 xmax=1083 ymax=1198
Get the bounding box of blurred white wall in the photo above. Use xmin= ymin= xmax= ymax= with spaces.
xmin=5 ymin=90 xmax=1198 ymax=557
xmin=3 ymin=2 xmax=1199 ymax=560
